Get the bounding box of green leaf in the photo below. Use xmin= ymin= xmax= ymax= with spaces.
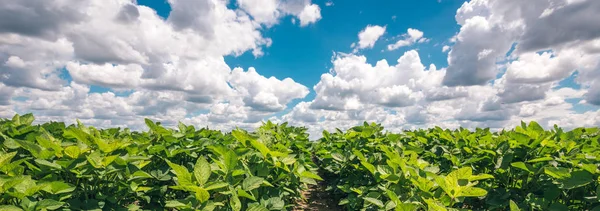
xmin=300 ymin=171 xmax=323 ymax=180
xmin=528 ymin=121 xmax=544 ymax=132
xmin=527 ymin=157 xmax=553 ymax=163
xmin=129 ymin=171 xmax=153 ymax=181
xmin=166 ymin=160 xmax=193 ymax=185
xmin=36 ymin=199 xmax=64 ymax=210
xmin=424 ymin=198 xmax=447 ymax=211
xmin=511 ymin=162 xmax=534 ymax=174
xmin=19 ymin=113 xmax=35 ymax=126
xmin=544 ymin=167 xmax=571 ymax=179
xmin=223 ymin=150 xmax=238 ymax=172
xmin=34 ymin=159 xmax=62 ymax=170
xmin=195 ymin=187 xmax=210 ymax=203
xmin=458 ymin=187 xmax=488 ymax=197
xmin=395 ymin=203 xmax=418 ymax=211
xmin=0 ymin=152 xmax=17 ymax=169
xmin=45 ymin=181 xmax=75 ymax=194
xmin=230 ymin=195 xmax=241 ymax=211
xmin=509 ymin=200 xmax=521 ymax=211
xmin=360 ymin=161 xmax=376 ymax=175
xmin=247 ymin=204 xmax=268 ymax=211
xmin=165 ymin=200 xmax=189 ymax=208
xmin=63 ymin=146 xmax=81 ymax=159
xmin=560 ymin=170 xmax=593 ymax=189
xmin=264 ymin=197 xmax=284 ymax=210
xmin=194 ymin=156 xmax=211 ymax=186
xmin=243 ymin=176 xmax=264 ymax=191
xmin=237 ymin=189 xmax=256 ymax=201
xmin=363 ymin=197 xmax=384 ymax=208
xmin=0 ymin=205 xmax=23 ymax=211
xmin=205 ymin=182 xmax=229 ymax=190
xmin=469 ymin=174 xmax=494 ymax=181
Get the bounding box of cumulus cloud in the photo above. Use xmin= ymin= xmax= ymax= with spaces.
xmin=0 ymin=0 xmax=313 ymax=132
xmin=442 ymin=45 xmax=450 ymax=52
xmin=237 ymin=0 xmax=322 ymax=27
xmin=444 ymin=0 xmax=600 ymax=92
xmin=352 ymin=25 xmax=386 ymax=52
xmin=387 ymin=28 xmax=428 ymax=51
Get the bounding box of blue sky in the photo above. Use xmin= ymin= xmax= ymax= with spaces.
xmin=138 ymin=0 xmax=463 ymax=91
xmin=1 ymin=0 xmax=599 ymax=136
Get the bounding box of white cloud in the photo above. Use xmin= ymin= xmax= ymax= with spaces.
xmin=387 ymin=28 xmax=428 ymax=51
xmin=0 ymin=0 xmax=313 ymax=131
xmin=442 ymin=45 xmax=450 ymax=52
xmin=237 ymin=0 xmax=322 ymax=27
xmin=310 ymin=50 xmax=455 ymax=112
xmin=443 ymin=0 xmax=600 ymax=93
xmin=229 ymin=67 xmax=309 ymax=112
xmin=298 ymin=4 xmax=322 ymax=26
xmin=352 ymin=25 xmax=386 ymax=52
xmin=237 ymin=0 xmax=280 ymax=26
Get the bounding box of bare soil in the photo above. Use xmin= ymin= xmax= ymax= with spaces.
xmin=293 ymin=182 xmax=341 ymax=211
xmin=293 ymin=156 xmax=342 ymax=211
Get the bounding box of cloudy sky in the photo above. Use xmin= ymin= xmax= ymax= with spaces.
xmin=1 ymin=0 xmax=599 ymax=137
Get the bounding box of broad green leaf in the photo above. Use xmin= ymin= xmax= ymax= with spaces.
xmin=86 ymin=151 xmax=103 ymax=168
xmin=247 ymin=204 xmax=268 ymax=211
xmin=223 ymin=150 xmax=238 ymax=172
xmin=243 ymin=176 xmax=264 ymax=191
xmin=195 ymin=187 xmax=210 ymax=203
xmin=165 ymin=200 xmax=189 ymax=208
xmin=509 ymin=200 xmax=521 ymax=211
xmin=424 ymin=198 xmax=447 ymax=211
xmin=470 ymin=174 xmax=494 ymax=181
xmin=205 ymin=182 xmax=229 ymax=190
xmin=34 ymin=159 xmax=62 ymax=170
xmin=230 ymin=195 xmax=241 ymax=211
xmin=300 ymin=171 xmax=323 ymax=180
xmin=544 ymin=167 xmax=571 ymax=179
xmin=0 ymin=205 xmax=23 ymax=211
xmin=528 ymin=121 xmax=544 ymax=133
xmin=64 ymin=146 xmax=81 ymax=159
xmin=560 ymin=170 xmax=593 ymax=189
xmin=249 ymin=139 xmax=271 ymax=158
xmin=458 ymin=187 xmax=488 ymax=197
xmin=363 ymin=197 xmax=384 ymax=208
xmin=194 ymin=156 xmax=211 ymax=186
xmin=395 ymin=203 xmax=418 ymax=211
xmin=361 ymin=161 xmax=376 ymax=175
xmin=264 ymin=197 xmax=284 ymax=210
xmin=166 ymin=160 xmax=193 ymax=186
xmin=511 ymin=162 xmax=534 ymax=174
xmin=44 ymin=181 xmax=75 ymax=194
xmin=0 ymin=152 xmax=17 ymax=167
xmin=237 ymin=189 xmax=256 ymax=201
xmin=36 ymin=199 xmax=64 ymax=210
xmin=19 ymin=113 xmax=35 ymax=126
xmin=129 ymin=171 xmax=153 ymax=181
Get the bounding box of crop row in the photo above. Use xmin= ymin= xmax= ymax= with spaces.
xmin=314 ymin=122 xmax=600 ymax=210
xmin=2 ymin=114 xmax=599 ymax=211
xmin=0 ymin=114 xmax=321 ymax=210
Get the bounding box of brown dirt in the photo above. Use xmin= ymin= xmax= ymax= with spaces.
xmin=293 ymin=182 xmax=341 ymax=211
xmin=294 ymin=156 xmax=342 ymax=210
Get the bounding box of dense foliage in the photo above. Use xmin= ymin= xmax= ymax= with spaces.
xmin=314 ymin=122 xmax=600 ymax=210
xmin=0 ymin=114 xmax=321 ymax=210
xmin=2 ymin=114 xmax=599 ymax=210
